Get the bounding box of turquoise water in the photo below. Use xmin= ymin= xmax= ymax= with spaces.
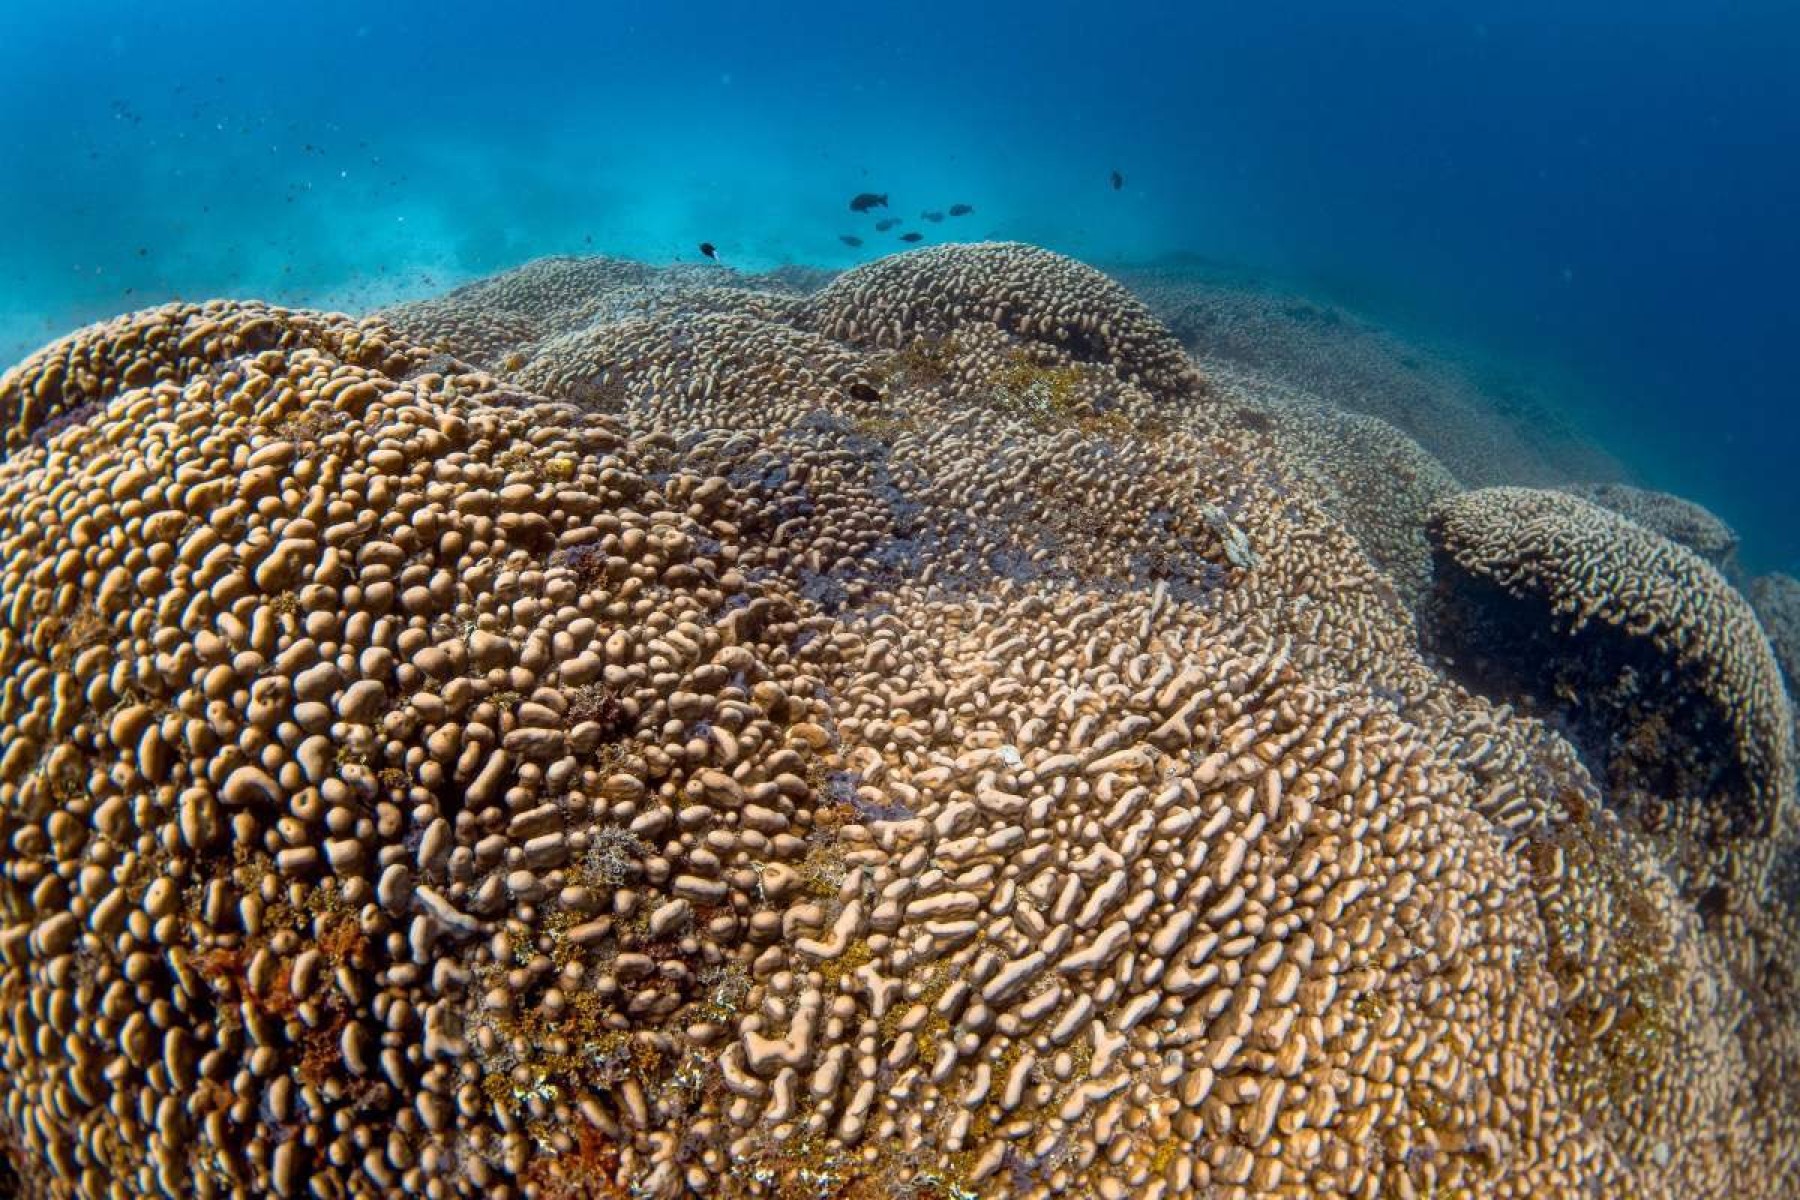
xmin=2 ymin=0 xmax=1796 ymax=567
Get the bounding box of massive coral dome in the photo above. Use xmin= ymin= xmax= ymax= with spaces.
xmin=1428 ymin=486 xmax=1793 ymax=849
xmin=0 ymin=246 xmax=1796 ymax=1199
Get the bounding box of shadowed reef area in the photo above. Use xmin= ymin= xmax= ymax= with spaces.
xmin=0 ymin=243 xmax=1796 ymax=1199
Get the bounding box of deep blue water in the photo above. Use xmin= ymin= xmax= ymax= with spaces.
xmin=2 ymin=1 xmax=1795 ymax=569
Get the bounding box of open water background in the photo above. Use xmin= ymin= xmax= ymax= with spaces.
xmin=1 ymin=0 xmax=1794 ymax=567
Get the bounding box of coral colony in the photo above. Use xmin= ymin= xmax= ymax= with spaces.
xmin=0 ymin=243 xmax=1796 ymax=1197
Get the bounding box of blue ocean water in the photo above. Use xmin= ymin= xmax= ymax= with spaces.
xmin=1 ymin=0 xmax=1795 ymax=568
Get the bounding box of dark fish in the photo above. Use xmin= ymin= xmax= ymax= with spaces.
xmin=899 ymin=232 xmax=924 ymax=243
xmin=922 ymin=211 xmax=945 ymax=223
xmin=874 ymin=218 xmax=901 ymax=231
xmin=849 ymin=192 xmax=888 ymax=212
xmin=1110 ymin=169 xmax=1124 ymax=191
xmin=698 ymin=242 xmax=719 ymax=260
xmin=948 ymin=203 xmax=973 ymax=216
xmin=847 ymin=381 xmax=882 ymax=403
xmin=839 ymin=234 xmax=864 ymax=247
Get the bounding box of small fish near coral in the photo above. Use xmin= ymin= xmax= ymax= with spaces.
xmin=899 ymin=232 xmax=924 ymax=243
xmin=839 ymin=234 xmax=864 ymax=247
xmin=921 ymin=210 xmax=945 ymax=223
xmin=698 ymin=242 xmax=719 ymax=261
xmin=948 ymin=203 xmax=974 ymax=216
xmin=849 ymin=192 xmax=888 ymax=212
xmin=875 ymin=218 xmax=901 ymax=231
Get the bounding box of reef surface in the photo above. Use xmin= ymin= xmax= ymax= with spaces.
xmin=0 ymin=244 xmax=1795 ymax=1199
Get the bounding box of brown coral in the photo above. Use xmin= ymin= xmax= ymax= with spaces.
xmin=1428 ymin=486 xmax=1794 ymax=848
xmin=1564 ymin=482 xmax=1741 ymax=570
xmin=0 ymin=249 xmax=1795 ymax=1200
xmin=1200 ymin=360 xmax=1462 ymax=607
xmin=383 ymin=256 xmax=808 ymax=373
xmin=1751 ymin=573 xmax=1800 ymax=693
xmin=0 ymin=299 xmax=418 ymax=456
xmin=797 ymin=242 xmax=1203 ymax=405
xmin=1111 ymin=260 xmax=1622 ymax=489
